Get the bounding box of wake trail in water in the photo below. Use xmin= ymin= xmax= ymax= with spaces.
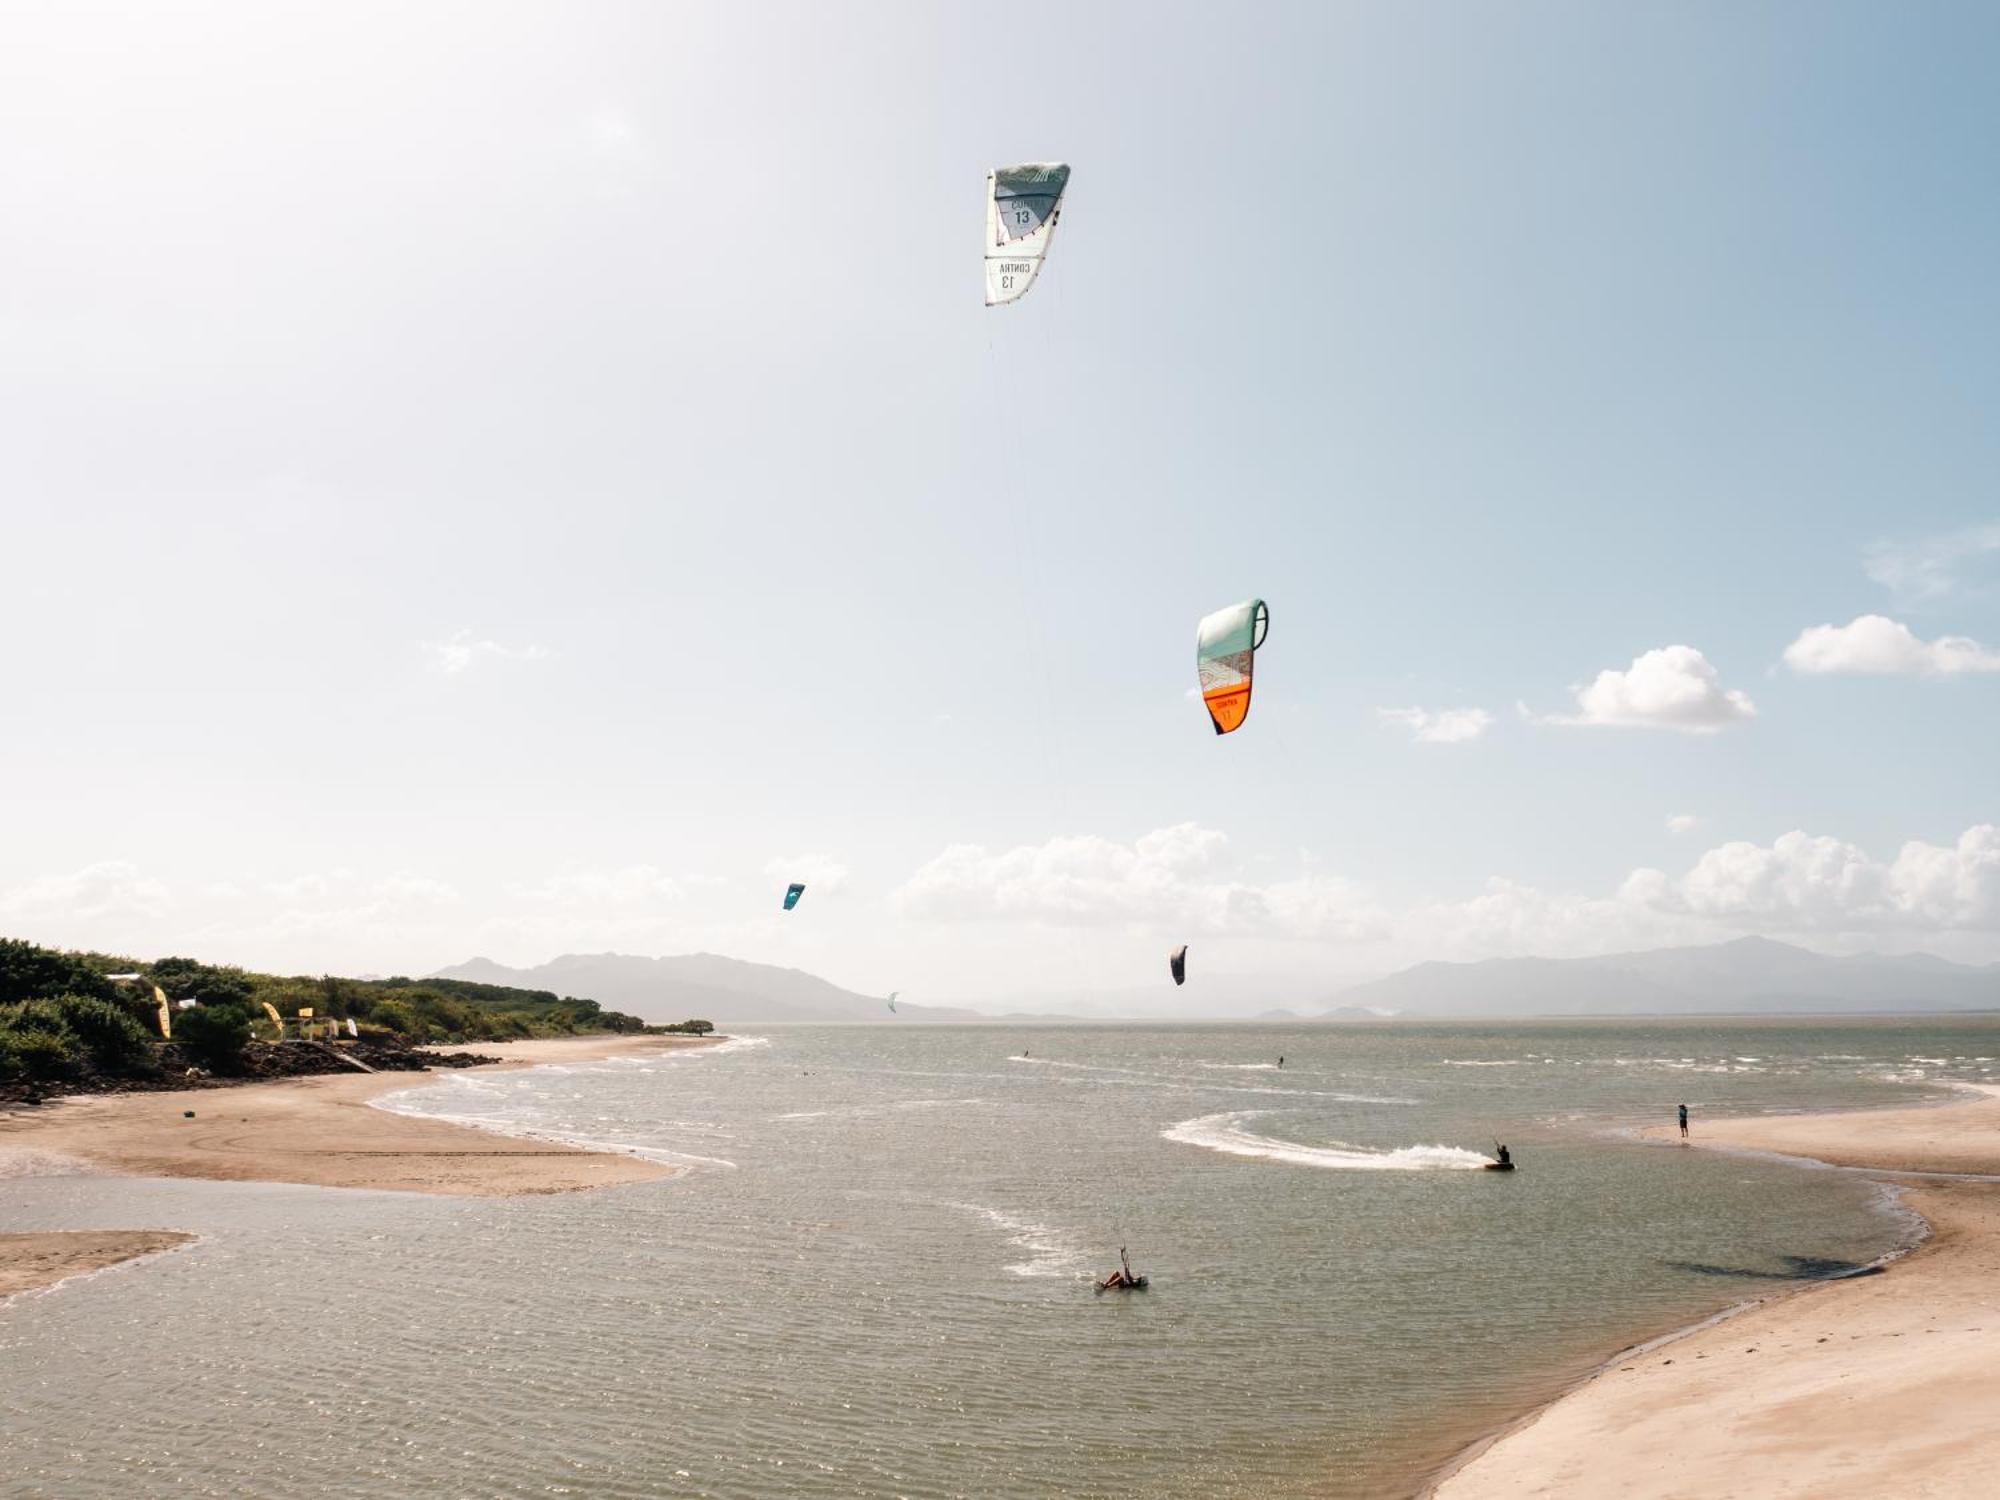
xmin=947 ymin=1202 xmax=1089 ymax=1278
xmin=1163 ymin=1111 xmax=1493 ymax=1171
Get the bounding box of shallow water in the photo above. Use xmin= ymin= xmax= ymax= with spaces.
xmin=6 ymin=1018 xmax=1995 ymax=1498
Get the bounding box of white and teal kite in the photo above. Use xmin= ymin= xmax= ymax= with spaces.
xmin=985 ymin=163 xmax=1070 ymax=306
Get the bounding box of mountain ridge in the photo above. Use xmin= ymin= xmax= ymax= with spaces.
xmin=432 ymin=951 xmax=986 ymax=1025
xmin=1325 ymin=936 xmax=2000 ymax=1017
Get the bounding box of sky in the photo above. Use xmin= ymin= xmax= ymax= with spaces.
xmin=3 ymin=1 xmax=1998 ymax=1011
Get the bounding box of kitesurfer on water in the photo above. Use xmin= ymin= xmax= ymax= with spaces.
xmin=1097 ymin=1248 xmax=1141 ymax=1291
xmin=1495 ymin=1144 xmax=1511 ymax=1167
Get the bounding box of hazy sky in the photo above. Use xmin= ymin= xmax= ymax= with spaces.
xmin=4 ymin=1 xmax=1997 ymax=1009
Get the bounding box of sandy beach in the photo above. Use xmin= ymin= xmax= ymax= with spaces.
xmin=1433 ymin=1087 xmax=2000 ymax=1499
xmin=0 ymin=1034 xmax=717 ymax=1295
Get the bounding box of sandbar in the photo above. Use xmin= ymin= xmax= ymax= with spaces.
xmin=1 ymin=1230 xmax=197 ymax=1299
xmin=0 ymin=1033 xmax=718 ymax=1198
xmin=1432 ymin=1086 xmax=2000 ymax=1499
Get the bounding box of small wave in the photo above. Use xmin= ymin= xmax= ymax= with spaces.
xmin=1008 ymin=1053 xmax=1412 ymax=1104
xmin=373 ymin=1077 xmax=738 ymax=1169
xmin=772 ymin=1099 xmax=988 ymax=1123
xmin=1442 ymin=1060 xmax=1524 ymax=1067
xmin=947 ymin=1202 xmax=1088 ymax=1277
xmin=693 ymin=1034 xmax=769 ymax=1057
xmin=1163 ymin=1112 xmax=1492 ymax=1172
xmin=1197 ymin=1062 xmax=1281 ymax=1072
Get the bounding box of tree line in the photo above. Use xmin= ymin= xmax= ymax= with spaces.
xmin=0 ymin=937 xmax=708 ymax=1084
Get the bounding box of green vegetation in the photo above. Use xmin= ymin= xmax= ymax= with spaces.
xmin=171 ymin=1003 xmax=254 ymax=1074
xmin=0 ymin=990 xmax=158 ymax=1083
xmin=651 ymin=1019 xmax=715 ymax=1035
xmin=0 ymin=937 xmax=657 ymax=1079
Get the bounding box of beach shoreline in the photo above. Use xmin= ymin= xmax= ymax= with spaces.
xmin=1428 ymin=1086 xmax=2000 ymax=1499
xmin=0 ymin=1034 xmax=722 ymax=1295
xmin=0 ymin=1032 xmax=722 ymax=1197
xmin=0 ymin=1230 xmax=200 ymax=1302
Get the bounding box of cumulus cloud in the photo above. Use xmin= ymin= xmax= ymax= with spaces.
xmin=1781 ymin=614 xmax=2000 ymax=677
xmin=1865 ymin=523 xmax=2000 ymax=605
xmin=1377 ymin=706 xmax=1494 ymax=744
xmin=1631 ymin=826 xmax=2000 ymax=932
xmin=517 ymin=865 xmax=686 ymax=907
xmin=892 ymin=821 xmax=2000 ymax=965
xmin=765 ymin=853 xmax=851 ymax=895
xmin=423 ymin=629 xmax=551 ymax=675
xmin=1666 ymin=814 xmax=1701 ymax=835
xmin=0 ymin=861 xmax=171 ymax=924
xmin=1541 ymin=645 xmax=1755 ymax=733
xmin=891 ymin=823 xmax=1384 ymax=941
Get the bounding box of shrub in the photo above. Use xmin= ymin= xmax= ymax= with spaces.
xmin=0 ymin=1024 xmax=77 ymax=1081
xmin=0 ymin=939 xmax=118 ymax=1005
xmin=172 ymin=1004 xmax=253 ymax=1074
xmin=47 ymin=992 xmax=157 ymax=1075
xmin=147 ymin=957 xmax=256 ymax=1010
xmin=368 ymin=999 xmax=426 ymax=1041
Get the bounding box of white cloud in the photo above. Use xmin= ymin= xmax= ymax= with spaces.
xmin=1542 ymin=645 xmax=1755 ymax=733
xmin=517 ymin=865 xmax=686 ymax=907
xmin=891 ymin=823 xmax=1384 ymax=941
xmin=1865 ymin=523 xmax=2000 ymax=604
xmin=1666 ymin=814 xmax=1701 ymax=835
xmin=892 ymin=820 xmax=2000 ymax=969
xmin=423 ymin=629 xmax=551 ymax=675
xmin=1377 ymin=706 xmax=1494 ymax=744
xmin=1781 ymin=614 xmax=2000 ymax=677
xmin=371 ymin=873 xmax=462 ymax=906
xmin=0 ymin=861 xmax=171 ymax=925
xmin=765 ymin=853 xmax=851 ymax=896
xmin=1633 ymin=826 xmax=2000 ymax=931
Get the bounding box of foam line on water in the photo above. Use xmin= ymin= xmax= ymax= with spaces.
xmin=1008 ymin=1053 xmax=1414 ymax=1104
xmin=373 ymin=1073 xmax=739 ymax=1169
xmin=947 ymin=1202 xmax=1089 ymax=1278
xmin=1163 ymin=1111 xmax=1493 ymax=1171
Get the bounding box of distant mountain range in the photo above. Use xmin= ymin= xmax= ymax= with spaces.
xmin=438 ymin=938 xmax=2000 ymax=1026
xmin=1323 ymin=937 xmax=2000 ymax=1017
xmin=432 ymin=952 xmax=988 ymax=1026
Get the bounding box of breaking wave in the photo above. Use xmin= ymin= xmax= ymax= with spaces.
xmin=1163 ymin=1111 xmax=1492 ymax=1171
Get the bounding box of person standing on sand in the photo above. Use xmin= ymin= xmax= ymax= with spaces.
xmin=1678 ymin=1103 xmax=1689 ymax=1140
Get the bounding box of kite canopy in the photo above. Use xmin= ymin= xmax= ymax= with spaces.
xmin=783 ymin=883 xmax=806 ymax=911
xmin=887 ymin=991 xmax=899 ymax=1014
xmin=1169 ymin=945 xmax=1188 ymax=986
xmin=1195 ymin=599 xmax=1270 ymax=735
xmin=986 ymin=163 xmax=1070 ymax=306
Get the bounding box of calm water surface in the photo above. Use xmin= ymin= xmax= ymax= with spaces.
xmin=7 ymin=1019 xmax=1997 ymax=1498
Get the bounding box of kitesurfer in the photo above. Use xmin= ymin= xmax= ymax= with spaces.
xmin=1097 ymin=1248 xmax=1142 ymax=1291
xmin=1495 ymin=1144 xmax=1511 ymax=1167
xmin=1678 ymin=1103 xmax=1690 ymax=1140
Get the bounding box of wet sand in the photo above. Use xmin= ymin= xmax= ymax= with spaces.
xmin=0 ymin=1034 xmax=718 ymax=1198
xmin=1 ymin=1230 xmax=197 ymax=1299
xmin=1432 ymin=1086 xmax=2000 ymax=1499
